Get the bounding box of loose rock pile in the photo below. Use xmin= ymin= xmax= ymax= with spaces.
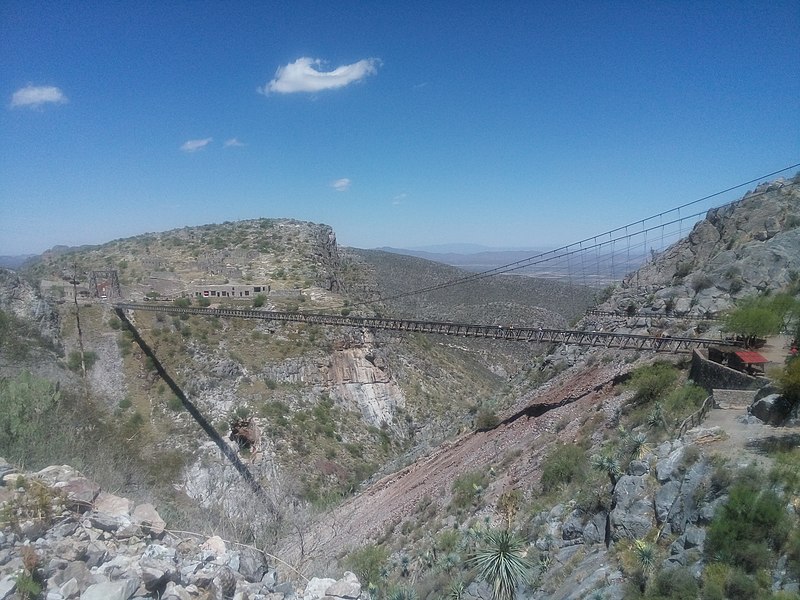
xmin=0 ymin=459 xmax=364 ymax=600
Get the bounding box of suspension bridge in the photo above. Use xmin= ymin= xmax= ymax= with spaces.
xmin=114 ymin=169 xmax=800 ymax=353
xmin=114 ymin=302 xmax=729 ymax=353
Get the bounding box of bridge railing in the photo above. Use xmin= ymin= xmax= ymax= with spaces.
xmin=676 ymin=395 xmax=715 ymax=438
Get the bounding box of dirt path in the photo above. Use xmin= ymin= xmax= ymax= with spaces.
xmin=759 ymin=334 xmax=795 ymax=366
xmin=695 ymin=403 xmax=800 ymax=471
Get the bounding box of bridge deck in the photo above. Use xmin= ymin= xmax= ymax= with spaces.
xmin=115 ymin=303 xmax=734 ymax=353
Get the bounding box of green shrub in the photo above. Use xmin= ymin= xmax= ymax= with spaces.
xmin=451 ymin=471 xmax=489 ymax=510
xmin=674 ymin=263 xmax=693 ymax=280
xmin=626 ymin=362 xmax=677 ymax=406
xmin=67 ymin=350 xmax=98 ymax=372
xmin=253 ymin=293 xmax=266 ymax=308
xmin=436 ymin=529 xmax=462 ymax=554
xmin=645 ymin=567 xmax=698 ymax=599
xmin=167 ymin=396 xmax=184 ymax=412
xmin=691 ymin=274 xmax=714 ymax=292
xmin=705 ymin=481 xmax=788 ymax=573
xmin=776 ymin=357 xmax=800 ymax=404
xmin=540 ymin=444 xmax=585 ymax=493
xmin=344 ymin=544 xmax=389 ymax=588
xmin=0 ymin=372 xmax=62 ymax=463
xmin=722 ymin=567 xmax=760 ymax=600
xmin=785 ymin=527 xmax=800 ymax=576
xmin=476 ymin=409 xmax=499 ymax=430
xmin=663 ymin=382 xmax=706 ymax=418
xmin=769 ymin=447 xmax=800 ymax=495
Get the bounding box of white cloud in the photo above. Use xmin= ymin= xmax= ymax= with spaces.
xmin=10 ymin=85 xmax=68 ymax=108
xmin=180 ymin=138 xmax=213 ymax=152
xmin=260 ymin=57 xmax=380 ymax=94
xmin=224 ymin=138 xmax=244 ymax=148
xmin=331 ymin=178 xmax=351 ymax=192
xmin=392 ymin=193 xmax=407 ymax=205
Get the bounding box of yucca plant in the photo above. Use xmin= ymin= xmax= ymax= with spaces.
xmin=470 ymin=529 xmax=530 ymax=600
xmin=448 ymin=578 xmax=466 ymax=600
xmin=632 ymin=539 xmax=656 ymax=572
xmin=647 ymin=402 xmax=666 ymax=430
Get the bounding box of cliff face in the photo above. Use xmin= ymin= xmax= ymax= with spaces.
xmin=0 ymin=269 xmax=61 ymax=346
xmin=323 ymin=332 xmax=405 ymax=426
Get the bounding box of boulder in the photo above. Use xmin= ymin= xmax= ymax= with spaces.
xmin=654 ymin=481 xmax=680 ymax=524
xmin=57 ymin=478 xmax=101 ymax=512
xmin=325 ymin=571 xmax=361 ymax=599
xmin=609 ymin=475 xmax=654 ymax=541
xmin=93 ymin=492 xmax=133 ymax=519
xmin=131 ymin=504 xmax=166 ymax=537
xmin=303 ymin=577 xmax=336 ymax=600
xmin=656 ymin=446 xmax=686 ymax=483
xmin=750 ymin=394 xmax=793 ymax=426
xmin=80 ymin=579 xmax=138 ymax=600
xmin=582 ymin=512 xmax=608 ymax=546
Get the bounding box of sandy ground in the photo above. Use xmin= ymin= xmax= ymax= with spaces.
xmin=759 ymin=334 xmax=796 ymax=367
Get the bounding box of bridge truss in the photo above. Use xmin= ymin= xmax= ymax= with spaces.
xmin=116 ymin=303 xmax=733 ymax=353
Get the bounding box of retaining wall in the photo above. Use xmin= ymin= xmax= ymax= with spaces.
xmin=689 ymin=349 xmax=768 ymax=392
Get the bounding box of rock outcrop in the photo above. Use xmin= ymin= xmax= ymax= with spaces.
xmin=0 ymin=458 xmax=365 ymax=600
xmin=602 ymin=177 xmax=800 ymax=321
xmin=0 ymin=269 xmax=61 ymax=345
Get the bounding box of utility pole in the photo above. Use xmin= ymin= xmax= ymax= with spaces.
xmin=71 ymin=262 xmax=89 ymax=398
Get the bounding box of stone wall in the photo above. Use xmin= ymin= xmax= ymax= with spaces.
xmin=689 ymin=349 xmax=768 ymax=392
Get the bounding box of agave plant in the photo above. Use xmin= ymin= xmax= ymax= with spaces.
xmin=470 ymin=529 xmax=530 ymax=600
xmin=448 ymin=578 xmax=466 ymax=600
xmin=646 ymin=402 xmax=666 ymax=430
xmin=628 ymin=432 xmax=651 ymax=460
xmin=591 ymin=453 xmax=622 ymax=486
xmin=387 ymin=586 xmax=418 ymax=600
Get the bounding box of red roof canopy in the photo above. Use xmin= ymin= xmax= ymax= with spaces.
xmin=734 ymin=350 xmax=769 ymax=364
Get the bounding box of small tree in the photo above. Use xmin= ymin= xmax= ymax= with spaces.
xmin=723 ymin=296 xmax=784 ymax=347
xmin=776 ymin=357 xmax=800 ymax=403
xmin=344 ymin=544 xmax=389 ymax=590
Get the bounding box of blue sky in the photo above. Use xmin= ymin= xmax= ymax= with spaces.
xmin=1 ymin=1 xmax=798 ymax=255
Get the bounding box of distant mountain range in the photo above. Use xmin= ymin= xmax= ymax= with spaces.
xmin=0 ymin=254 xmax=36 ymax=269
xmin=374 ymin=245 xmax=644 ymax=281
xmin=376 ymin=246 xmax=554 ymax=269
